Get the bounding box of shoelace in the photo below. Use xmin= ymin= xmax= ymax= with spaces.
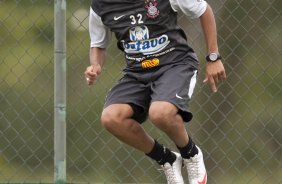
xmin=164 ymin=167 xmax=177 ymax=182
xmin=159 ymin=164 xmax=178 ymax=183
xmin=186 ymin=157 xmax=200 ymax=180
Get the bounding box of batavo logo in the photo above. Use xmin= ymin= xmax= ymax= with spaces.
xmin=141 ymin=58 xmax=160 ymax=68
xmin=122 ymin=25 xmax=170 ymax=55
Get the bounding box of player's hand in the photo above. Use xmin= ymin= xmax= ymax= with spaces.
xmin=203 ymin=60 xmax=226 ymax=92
xmin=84 ymin=63 xmax=101 ymax=86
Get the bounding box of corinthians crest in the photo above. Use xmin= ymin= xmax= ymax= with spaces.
xmin=145 ymin=0 xmax=160 ymax=19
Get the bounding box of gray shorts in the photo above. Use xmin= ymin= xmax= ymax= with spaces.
xmin=104 ymin=63 xmax=198 ymax=123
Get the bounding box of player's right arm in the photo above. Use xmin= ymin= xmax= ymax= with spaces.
xmin=85 ymin=47 xmax=105 ymax=85
xmin=85 ymin=7 xmax=111 ymax=85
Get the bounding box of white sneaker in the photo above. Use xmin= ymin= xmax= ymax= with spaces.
xmin=160 ymin=152 xmax=184 ymax=184
xmin=183 ymin=146 xmax=207 ymax=184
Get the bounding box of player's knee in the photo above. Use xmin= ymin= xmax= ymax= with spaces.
xmin=149 ymin=103 xmax=176 ymax=127
xmin=101 ymin=109 xmax=121 ymax=132
xmin=100 ymin=109 xmax=121 ymax=132
xmin=100 ymin=105 xmax=133 ymax=133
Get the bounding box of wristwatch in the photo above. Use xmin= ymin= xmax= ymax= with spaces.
xmin=206 ymin=53 xmax=222 ymax=62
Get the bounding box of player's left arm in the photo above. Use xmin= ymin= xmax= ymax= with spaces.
xmin=200 ymin=4 xmax=226 ymax=93
xmin=169 ymin=0 xmax=226 ymax=92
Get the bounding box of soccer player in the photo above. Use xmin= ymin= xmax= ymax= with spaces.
xmin=84 ymin=0 xmax=226 ymax=183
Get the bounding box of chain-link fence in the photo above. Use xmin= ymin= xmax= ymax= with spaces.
xmin=0 ymin=0 xmax=281 ymax=183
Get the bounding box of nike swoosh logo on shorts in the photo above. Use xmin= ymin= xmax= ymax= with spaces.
xmin=176 ymin=93 xmax=184 ymax=99
xmin=114 ymin=15 xmax=125 ymax=20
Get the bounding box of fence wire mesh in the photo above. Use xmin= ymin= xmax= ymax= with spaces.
xmin=0 ymin=0 xmax=281 ymax=183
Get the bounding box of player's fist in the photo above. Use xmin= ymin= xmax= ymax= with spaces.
xmin=84 ymin=63 xmax=101 ymax=85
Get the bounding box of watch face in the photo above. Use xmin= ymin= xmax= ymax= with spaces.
xmin=209 ymin=53 xmax=218 ymax=61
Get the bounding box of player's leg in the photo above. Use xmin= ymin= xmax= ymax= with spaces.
xmin=150 ymin=63 xmax=207 ymax=184
xmin=148 ymin=101 xmax=187 ymax=184
xmin=149 ymin=101 xmax=206 ymax=184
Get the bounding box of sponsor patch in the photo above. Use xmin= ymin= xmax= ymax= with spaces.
xmin=141 ymin=58 xmax=160 ymax=68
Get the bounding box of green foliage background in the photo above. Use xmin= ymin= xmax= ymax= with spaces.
xmin=0 ymin=0 xmax=281 ymax=183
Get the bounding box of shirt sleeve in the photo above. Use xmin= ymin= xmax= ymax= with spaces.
xmin=169 ymin=0 xmax=207 ymax=19
xmin=89 ymin=7 xmax=112 ymax=48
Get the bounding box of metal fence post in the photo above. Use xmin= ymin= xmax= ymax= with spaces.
xmin=54 ymin=0 xmax=67 ymax=184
